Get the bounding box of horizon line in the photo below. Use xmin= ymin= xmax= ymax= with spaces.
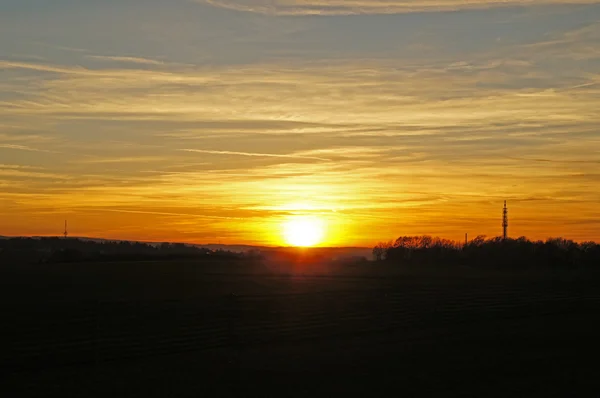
xmin=0 ymin=234 xmax=373 ymax=249
xmin=1 ymin=234 xmax=596 ymax=247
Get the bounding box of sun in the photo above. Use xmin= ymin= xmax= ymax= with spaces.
xmin=282 ymin=217 xmax=325 ymax=247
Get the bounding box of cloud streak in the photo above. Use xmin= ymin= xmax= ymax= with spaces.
xmin=86 ymin=55 xmax=166 ymax=66
xmin=180 ymin=149 xmax=331 ymax=161
xmin=201 ymin=0 xmax=600 ymax=15
xmin=0 ymin=144 xmax=53 ymax=152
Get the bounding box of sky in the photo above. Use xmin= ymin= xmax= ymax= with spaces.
xmin=1 ymin=0 xmax=599 ymax=246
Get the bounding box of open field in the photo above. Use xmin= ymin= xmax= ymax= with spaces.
xmin=2 ymin=261 xmax=600 ymax=397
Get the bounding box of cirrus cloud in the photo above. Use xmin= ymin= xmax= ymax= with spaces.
xmin=200 ymin=0 xmax=600 ymax=15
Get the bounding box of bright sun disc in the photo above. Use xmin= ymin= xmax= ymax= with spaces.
xmin=283 ymin=217 xmax=325 ymax=247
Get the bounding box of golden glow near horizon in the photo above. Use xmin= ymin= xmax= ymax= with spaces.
xmin=282 ymin=216 xmax=326 ymax=247
xmin=1 ymin=1 xmax=600 ymax=245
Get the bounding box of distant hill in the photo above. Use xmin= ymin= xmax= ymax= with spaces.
xmin=0 ymin=236 xmax=371 ymax=258
xmin=193 ymin=244 xmax=271 ymax=253
xmin=171 ymin=244 xmax=372 ymax=259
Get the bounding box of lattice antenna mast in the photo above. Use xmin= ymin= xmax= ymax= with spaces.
xmin=64 ymin=220 xmax=68 ymax=239
xmin=502 ymin=201 xmax=508 ymax=240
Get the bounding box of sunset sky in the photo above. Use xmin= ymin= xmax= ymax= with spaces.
xmin=1 ymin=0 xmax=599 ymax=246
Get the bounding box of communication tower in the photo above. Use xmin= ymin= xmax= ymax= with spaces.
xmin=502 ymin=201 xmax=508 ymax=240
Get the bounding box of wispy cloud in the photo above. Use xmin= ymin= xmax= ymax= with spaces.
xmin=86 ymin=55 xmax=166 ymax=66
xmin=0 ymin=164 xmax=44 ymax=170
xmin=0 ymin=168 xmax=69 ymax=180
xmin=0 ymin=144 xmax=53 ymax=152
xmin=180 ymin=149 xmax=331 ymax=161
xmin=506 ymin=156 xmax=600 ymax=164
xmin=95 ymin=208 xmax=243 ymax=220
xmin=74 ymin=156 xmax=170 ymax=164
xmin=0 ymin=60 xmax=95 ymax=75
xmin=201 ymin=0 xmax=600 ymax=15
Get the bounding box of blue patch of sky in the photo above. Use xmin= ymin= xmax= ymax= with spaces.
xmin=2 ymin=1 xmax=600 ymax=67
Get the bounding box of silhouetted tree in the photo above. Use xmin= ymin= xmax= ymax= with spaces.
xmin=373 ymin=241 xmax=393 ymax=261
xmin=378 ymin=235 xmax=600 ymax=269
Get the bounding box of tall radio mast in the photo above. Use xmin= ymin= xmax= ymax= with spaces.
xmin=502 ymin=201 xmax=508 ymax=240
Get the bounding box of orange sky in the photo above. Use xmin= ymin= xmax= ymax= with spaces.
xmin=1 ymin=1 xmax=599 ymax=246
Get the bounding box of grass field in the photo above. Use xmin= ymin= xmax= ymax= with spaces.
xmin=2 ymin=261 xmax=600 ymax=397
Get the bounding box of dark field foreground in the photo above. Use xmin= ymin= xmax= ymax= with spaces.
xmin=2 ymin=261 xmax=600 ymax=397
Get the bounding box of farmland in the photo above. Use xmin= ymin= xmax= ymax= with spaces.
xmin=2 ymin=261 xmax=600 ymax=397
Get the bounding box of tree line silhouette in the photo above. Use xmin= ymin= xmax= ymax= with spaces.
xmin=2 ymin=235 xmax=599 ymax=269
xmin=0 ymin=238 xmax=241 ymax=265
xmin=373 ymin=236 xmax=600 ymax=268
